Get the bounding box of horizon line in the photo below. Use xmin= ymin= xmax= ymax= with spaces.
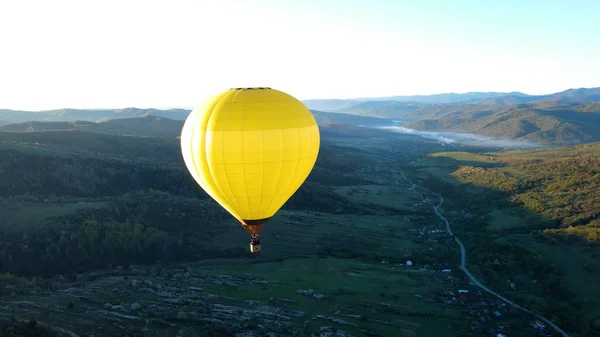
xmin=2 ymin=86 xmax=598 ymax=112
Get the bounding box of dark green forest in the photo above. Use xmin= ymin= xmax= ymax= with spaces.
xmin=0 ymin=127 xmax=388 ymax=281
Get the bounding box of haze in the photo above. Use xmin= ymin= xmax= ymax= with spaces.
xmin=1 ymin=0 xmax=599 ymax=110
xmin=379 ymin=125 xmax=544 ymax=149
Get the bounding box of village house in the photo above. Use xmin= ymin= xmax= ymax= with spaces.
xmin=533 ymin=320 xmax=545 ymax=330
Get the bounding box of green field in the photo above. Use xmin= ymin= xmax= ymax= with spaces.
xmin=487 ymin=209 xmax=527 ymax=231
xmin=193 ymin=257 xmax=466 ymax=337
xmin=430 ymin=151 xmax=499 ymax=163
xmin=335 ymin=184 xmax=425 ymax=211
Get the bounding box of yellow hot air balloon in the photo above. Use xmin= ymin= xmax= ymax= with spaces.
xmin=180 ymin=87 xmax=320 ymax=253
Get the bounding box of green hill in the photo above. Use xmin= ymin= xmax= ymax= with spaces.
xmin=404 ymin=104 xmax=600 ymax=146
xmin=0 ymin=115 xmax=185 ymax=137
xmin=0 ymin=107 xmax=191 ymax=125
xmin=4 ymin=87 xmax=598 ymax=147
xmin=0 ymin=124 xmax=384 ymax=199
xmin=0 ymin=120 xmax=96 ymax=132
xmin=310 ymin=109 xmax=394 ymax=126
xmin=0 ymin=109 xmax=393 ymax=136
xmin=443 ymin=143 xmax=600 ymax=239
xmin=424 ymin=143 xmax=600 ymax=335
xmin=539 ymin=87 xmax=600 ymax=104
xmin=301 ymin=88 xmax=600 ymax=146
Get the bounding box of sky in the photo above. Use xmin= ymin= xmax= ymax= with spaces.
xmin=1 ymin=0 xmax=599 ymax=110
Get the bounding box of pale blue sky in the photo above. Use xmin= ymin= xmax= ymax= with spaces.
xmin=1 ymin=0 xmax=598 ymax=110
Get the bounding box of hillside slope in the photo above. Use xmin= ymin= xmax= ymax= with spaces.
xmin=446 ymin=143 xmax=600 ymax=238
xmin=0 ymin=107 xmax=190 ymax=125
xmin=404 ymin=104 xmax=600 ymax=145
xmin=0 ymin=109 xmax=394 ymax=135
xmin=0 ymin=115 xmax=185 ymax=137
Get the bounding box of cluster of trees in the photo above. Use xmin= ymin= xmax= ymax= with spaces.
xmin=469 ymin=241 xmax=580 ymax=325
xmin=545 ymin=221 xmax=600 ymax=241
xmin=0 ymin=180 xmax=388 ymax=279
xmin=0 ymin=133 xmax=385 ymax=279
xmin=0 ymin=133 xmax=378 ymax=201
xmin=0 ymin=192 xmax=240 ymax=278
xmin=453 ymin=153 xmax=600 ymax=242
xmin=435 ymin=186 xmax=585 ymax=331
xmin=0 ymin=148 xmax=206 ymax=198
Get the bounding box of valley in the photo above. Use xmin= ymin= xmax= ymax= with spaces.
xmin=0 ymin=118 xmax=598 ymax=336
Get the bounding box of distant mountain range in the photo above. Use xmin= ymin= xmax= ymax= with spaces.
xmin=1 ymin=87 xmax=598 ymax=146
xmin=0 ymin=115 xmax=185 ymax=138
xmin=302 ymin=92 xmax=529 ymax=110
xmin=402 ymin=103 xmax=600 ymax=145
xmin=302 ymin=87 xmax=600 ymax=110
xmin=0 ymin=108 xmax=191 ymax=125
xmin=301 ymin=87 xmax=600 ymax=146
xmin=0 ymin=109 xmax=393 ymax=138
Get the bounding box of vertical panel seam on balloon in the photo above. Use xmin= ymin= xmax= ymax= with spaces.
xmin=241 ymin=98 xmax=253 ymax=218
xmin=188 ymin=107 xmax=208 ymax=198
xmin=205 ymin=92 xmax=244 ymax=219
xmin=262 ymin=110 xmax=285 ymax=216
xmin=216 ymin=92 xmax=245 ymax=219
xmin=277 ymin=120 xmax=302 ymax=215
xmin=258 ymin=102 xmax=265 ymax=220
xmin=216 ymin=130 xmax=243 ymax=218
xmin=206 ymin=94 xmax=233 ymax=205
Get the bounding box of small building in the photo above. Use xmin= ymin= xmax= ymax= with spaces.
xmin=406 ymin=260 xmax=413 ymax=266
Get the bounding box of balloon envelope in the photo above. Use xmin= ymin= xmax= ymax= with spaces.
xmin=180 ymin=87 xmax=320 ymax=233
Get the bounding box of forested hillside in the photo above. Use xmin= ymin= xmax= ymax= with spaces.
xmin=0 ymin=125 xmax=393 ymax=279
xmin=440 ymin=143 xmax=600 ymax=241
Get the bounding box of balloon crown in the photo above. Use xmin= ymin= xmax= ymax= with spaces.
xmin=229 ymin=87 xmax=272 ymax=91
